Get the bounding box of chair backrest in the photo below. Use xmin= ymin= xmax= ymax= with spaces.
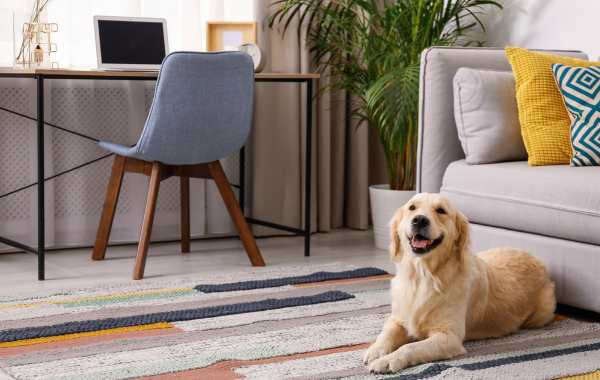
xmin=416 ymin=47 xmax=587 ymax=193
xmin=134 ymin=51 xmax=254 ymax=165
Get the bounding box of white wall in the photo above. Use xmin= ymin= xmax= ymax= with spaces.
xmin=0 ymin=0 xmax=257 ymax=67
xmin=481 ymin=0 xmax=600 ymax=60
xmin=0 ymin=0 xmax=36 ymax=66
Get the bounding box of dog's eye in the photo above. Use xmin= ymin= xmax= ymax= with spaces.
xmin=436 ymin=207 xmax=446 ymax=214
xmin=408 ymin=204 xmax=416 ymax=211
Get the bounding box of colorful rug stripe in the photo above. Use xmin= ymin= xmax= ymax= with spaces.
xmin=174 ymin=290 xmax=389 ymax=332
xmin=560 ymin=371 xmax=600 ymax=380
xmin=233 ymin=348 xmax=366 ymax=380
xmin=0 ymin=323 xmax=173 ymax=348
xmin=142 ymin=344 xmax=369 ymax=380
xmin=194 ymin=267 xmax=388 ymax=293
xmin=233 ymin=337 xmax=600 ymax=380
xmin=5 ymin=313 xmax=387 ymax=380
xmin=55 ymin=288 xmax=195 ymax=308
xmin=0 ymin=291 xmax=353 ymax=343
xmin=381 ymin=339 xmax=600 ymax=380
xmin=1 ymin=284 xmax=387 ymax=331
xmin=293 ymin=274 xmax=394 ymax=288
xmin=0 ymin=263 xmax=347 ymax=302
xmin=0 ymin=326 xmax=178 ymax=359
xmin=1 ymin=307 xmax=389 ymax=368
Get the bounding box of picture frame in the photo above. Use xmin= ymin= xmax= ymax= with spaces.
xmin=206 ymin=21 xmax=257 ymax=52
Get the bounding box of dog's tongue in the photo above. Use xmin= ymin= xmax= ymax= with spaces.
xmin=411 ymin=236 xmax=431 ymax=248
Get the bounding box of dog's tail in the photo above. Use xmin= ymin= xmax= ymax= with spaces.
xmin=523 ymin=281 xmax=556 ymax=328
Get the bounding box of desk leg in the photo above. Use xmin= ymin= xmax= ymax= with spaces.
xmin=304 ymin=79 xmax=313 ymax=257
xmin=36 ymin=76 xmax=45 ymax=281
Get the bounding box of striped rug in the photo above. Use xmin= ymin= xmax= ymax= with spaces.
xmin=0 ymin=263 xmax=599 ymax=380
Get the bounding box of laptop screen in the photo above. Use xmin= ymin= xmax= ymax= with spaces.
xmin=98 ymin=20 xmax=166 ymax=65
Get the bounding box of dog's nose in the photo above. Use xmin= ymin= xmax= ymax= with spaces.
xmin=411 ymin=215 xmax=430 ymax=228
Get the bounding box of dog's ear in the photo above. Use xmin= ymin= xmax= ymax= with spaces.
xmin=454 ymin=210 xmax=470 ymax=262
xmin=389 ymin=209 xmax=404 ymax=261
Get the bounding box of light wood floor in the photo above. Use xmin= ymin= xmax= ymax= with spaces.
xmin=0 ymin=229 xmax=393 ymax=295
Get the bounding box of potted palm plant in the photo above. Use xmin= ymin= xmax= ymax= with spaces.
xmin=270 ymin=0 xmax=501 ymax=249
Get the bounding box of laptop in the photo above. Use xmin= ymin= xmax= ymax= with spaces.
xmin=94 ymin=16 xmax=168 ymax=71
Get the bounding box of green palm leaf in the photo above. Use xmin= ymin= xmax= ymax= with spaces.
xmin=269 ymin=0 xmax=502 ymax=190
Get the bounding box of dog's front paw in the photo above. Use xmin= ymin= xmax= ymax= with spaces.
xmin=363 ymin=343 xmax=390 ymax=364
xmin=368 ymin=354 xmax=408 ymax=374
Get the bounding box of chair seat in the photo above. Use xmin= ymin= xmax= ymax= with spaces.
xmin=98 ymin=141 xmax=144 ymax=160
xmin=441 ymin=160 xmax=600 ymax=245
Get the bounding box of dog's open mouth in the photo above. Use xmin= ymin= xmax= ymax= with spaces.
xmin=408 ymin=234 xmax=444 ymax=254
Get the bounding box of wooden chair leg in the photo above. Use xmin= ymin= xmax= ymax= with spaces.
xmin=207 ymin=161 xmax=265 ymax=267
xmin=92 ymin=155 xmax=126 ymax=261
xmin=133 ymin=162 xmax=162 ymax=280
xmin=180 ymin=176 xmax=190 ymax=253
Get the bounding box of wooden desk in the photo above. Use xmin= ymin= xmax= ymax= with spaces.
xmin=0 ymin=68 xmax=320 ymax=81
xmin=0 ymin=68 xmax=319 ymax=280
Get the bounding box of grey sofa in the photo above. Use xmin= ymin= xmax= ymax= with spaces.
xmin=417 ymin=47 xmax=600 ymax=313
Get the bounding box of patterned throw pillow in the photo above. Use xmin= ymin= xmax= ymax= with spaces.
xmin=552 ymin=64 xmax=600 ymax=166
xmin=505 ymin=47 xmax=599 ymax=166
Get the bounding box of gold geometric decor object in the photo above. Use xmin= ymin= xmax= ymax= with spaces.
xmin=15 ymin=0 xmax=58 ymax=68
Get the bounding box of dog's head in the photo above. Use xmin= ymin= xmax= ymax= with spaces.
xmin=389 ymin=193 xmax=469 ymax=263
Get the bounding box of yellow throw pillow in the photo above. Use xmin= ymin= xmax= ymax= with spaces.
xmin=505 ymin=47 xmax=599 ymax=165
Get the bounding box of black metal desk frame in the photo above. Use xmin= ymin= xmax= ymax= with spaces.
xmin=0 ymin=70 xmax=317 ymax=280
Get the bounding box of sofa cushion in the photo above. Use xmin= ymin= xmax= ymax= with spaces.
xmin=453 ymin=68 xmax=526 ymax=164
xmin=552 ymin=64 xmax=600 ymax=167
xmin=417 ymin=47 xmax=586 ymax=193
xmin=505 ymin=47 xmax=599 ymax=166
xmin=441 ymin=160 xmax=600 ymax=245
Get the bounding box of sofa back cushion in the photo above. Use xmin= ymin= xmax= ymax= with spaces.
xmin=417 ymin=47 xmax=587 ymax=193
xmin=453 ymin=68 xmax=526 ymax=164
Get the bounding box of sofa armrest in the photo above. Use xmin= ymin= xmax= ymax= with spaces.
xmin=416 ymin=47 xmax=587 ymax=193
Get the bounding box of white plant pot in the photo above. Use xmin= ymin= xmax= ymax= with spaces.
xmin=369 ymin=185 xmax=416 ymax=250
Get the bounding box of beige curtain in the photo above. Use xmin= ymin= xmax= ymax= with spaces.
xmin=249 ymin=1 xmax=387 ymax=234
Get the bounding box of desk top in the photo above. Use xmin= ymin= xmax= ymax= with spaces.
xmin=0 ymin=67 xmax=320 ymax=80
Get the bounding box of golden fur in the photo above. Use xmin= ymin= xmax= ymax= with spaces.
xmin=363 ymin=193 xmax=556 ymax=373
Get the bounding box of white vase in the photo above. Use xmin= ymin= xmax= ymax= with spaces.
xmin=369 ymin=185 xmax=416 ymax=250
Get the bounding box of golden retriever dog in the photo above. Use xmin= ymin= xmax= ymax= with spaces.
xmin=363 ymin=193 xmax=555 ymax=373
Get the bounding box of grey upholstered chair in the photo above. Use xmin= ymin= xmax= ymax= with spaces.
xmin=92 ymin=51 xmax=265 ymax=280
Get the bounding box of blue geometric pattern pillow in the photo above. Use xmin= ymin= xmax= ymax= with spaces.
xmin=552 ymin=64 xmax=600 ymax=166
